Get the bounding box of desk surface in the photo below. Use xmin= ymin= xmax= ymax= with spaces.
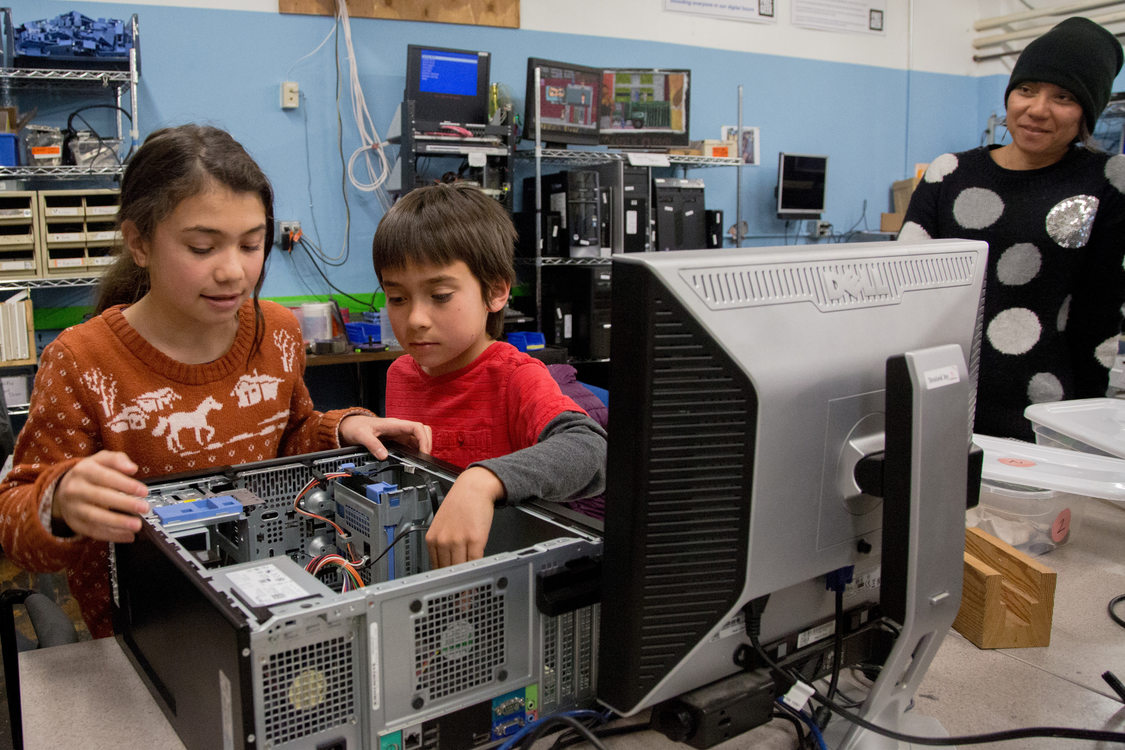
xmin=306 ymin=348 xmax=402 ymax=367
xmin=19 ymin=499 xmax=1125 ymax=750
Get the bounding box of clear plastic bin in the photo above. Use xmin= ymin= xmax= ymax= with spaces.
xmin=1024 ymin=398 xmax=1125 ymax=458
xmin=967 ymin=480 xmax=1085 ymax=556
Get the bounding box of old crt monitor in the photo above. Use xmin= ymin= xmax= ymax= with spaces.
xmin=597 ymin=240 xmax=987 ymax=746
xmin=524 ymin=57 xmax=602 ymax=146
xmin=406 ymin=44 xmax=491 ymax=127
xmin=599 ymin=68 xmax=690 ymax=148
xmin=777 ymin=152 xmax=828 ymax=220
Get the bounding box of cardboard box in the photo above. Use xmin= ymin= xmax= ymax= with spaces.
xmin=880 ymin=212 xmax=905 ymax=233
xmin=892 ymin=177 xmax=921 ymax=214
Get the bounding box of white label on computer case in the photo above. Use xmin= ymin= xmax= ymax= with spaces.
xmin=227 ymin=564 xmax=307 ymax=606
xmin=796 ymin=620 xmax=836 ymax=650
xmin=923 ymin=365 xmax=960 ymax=390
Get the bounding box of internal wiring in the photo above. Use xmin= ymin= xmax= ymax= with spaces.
xmin=293 ymin=472 xmax=351 ymax=538
xmin=305 ymin=553 xmax=365 ymax=591
xmin=368 ymin=523 xmax=429 ymax=569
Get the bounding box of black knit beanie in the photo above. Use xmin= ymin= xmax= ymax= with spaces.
xmin=1005 ymin=16 xmax=1123 ymax=132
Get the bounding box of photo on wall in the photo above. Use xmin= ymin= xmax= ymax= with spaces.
xmin=721 ymin=125 xmax=760 ymax=165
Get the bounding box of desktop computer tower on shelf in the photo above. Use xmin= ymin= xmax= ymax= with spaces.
xmin=541 ymin=265 xmax=612 ymax=361
xmin=653 ymin=177 xmax=706 ymax=251
xmin=622 ymin=167 xmax=652 ymax=253
xmin=112 ymin=447 xmax=602 ymax=750
xmin=523 ymin=171 xmax=602 ymax=258
xmin=513 ymin=209 xmax=564 ymax=258
xmin=705 ymin=209 xmax=724 ymax=248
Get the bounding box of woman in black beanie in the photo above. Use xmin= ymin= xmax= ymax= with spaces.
xmin=900 ymin=16 xmax=1125 ymax=440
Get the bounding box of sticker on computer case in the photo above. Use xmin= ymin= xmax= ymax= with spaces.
xmin=227 ymin=563 xmax=309 ymax=607
xmin=923 ymin=365 xmax=960 ymax=390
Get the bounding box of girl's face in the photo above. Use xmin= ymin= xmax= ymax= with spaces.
xmin=124 ymin=184 xmax=267 ymax=332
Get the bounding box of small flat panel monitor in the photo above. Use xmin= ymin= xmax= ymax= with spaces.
xmin=406 ymin=44 xmax=491 ymax=127
xmin=599 ymin=68 xmax=690 ymax=149
xmin=777 ymin=152 xmax=828 ymax=220
xmin=597 ymin=240 xmax=987 ymax=718
xmin=524 ymin=58 xmax=602 ymax=146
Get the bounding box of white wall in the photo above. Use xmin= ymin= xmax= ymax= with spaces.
xmin=73 ymin=0 xmax=983 ymax=75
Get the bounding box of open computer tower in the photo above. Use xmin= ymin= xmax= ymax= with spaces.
xmin=112 ymin=446 xmax=601 ymax=750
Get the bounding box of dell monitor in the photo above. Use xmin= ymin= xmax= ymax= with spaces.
xmin=598 ymin=68 xmax=691 ymax=149
xmin=777 ymin=152 xmax=828 ymax=220
xmin=405 ymin=44 xmax=491 ymax=128
xmin=597 ymin=240 xmax=987 ymax=746
xmin=524 ymin=57 xmax=602 ymax=147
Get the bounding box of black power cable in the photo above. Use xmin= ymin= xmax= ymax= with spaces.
xmin=744 ymin=599 xmax=1125 ymax=746
xmin=1109 ymin=593 xmax=1125 ymax=629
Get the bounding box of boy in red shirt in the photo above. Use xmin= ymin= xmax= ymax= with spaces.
xmin=372 ymin=183 xmax=606 ymax=568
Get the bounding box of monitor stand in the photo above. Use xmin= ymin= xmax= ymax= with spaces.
xmin=832 ymin=345 xmax=975 ymax=750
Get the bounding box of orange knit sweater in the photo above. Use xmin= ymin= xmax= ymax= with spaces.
xmin=0 ymin=300 xmax=366 ymax=637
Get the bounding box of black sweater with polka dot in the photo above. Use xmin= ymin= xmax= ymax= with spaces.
xmin=901 ymin=145 xmax=1125 ymax=441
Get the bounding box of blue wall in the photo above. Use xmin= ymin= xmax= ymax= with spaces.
xmin=12 ymin=0 xmax=1002 ymax=301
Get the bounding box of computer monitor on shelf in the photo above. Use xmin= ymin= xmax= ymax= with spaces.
xmin=776 ymin=152 xmax=828 ymax=220
xmin=405 ymin=44 xmax=491 ymax=127
xmin=524 ymin=57 xmax=602 ymax=146
xmin=598 ymin=240 xmax=986 ymax=748
xmin=598 ymin=68 xmax=690 ymax=149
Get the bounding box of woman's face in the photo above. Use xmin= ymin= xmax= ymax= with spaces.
xmin=1005 ymin=81 xmax=1084 ymax=164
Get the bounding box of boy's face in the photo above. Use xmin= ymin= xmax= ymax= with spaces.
xmin=381 ymin=260 xmax=509 ymax=377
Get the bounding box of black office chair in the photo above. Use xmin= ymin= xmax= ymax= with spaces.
xmin=0 ymin=588 xmax=79 ymax=750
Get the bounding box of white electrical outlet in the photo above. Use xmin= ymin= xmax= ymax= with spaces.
xmin=281 ymin=81 xmax=299 ymax=110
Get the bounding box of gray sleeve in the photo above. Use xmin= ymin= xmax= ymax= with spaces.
xmin=472 ymin=411 xmax=607 ymax=504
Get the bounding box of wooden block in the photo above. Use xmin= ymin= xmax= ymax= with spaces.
xmin=953 ymin=527 xmax=1056 ymax=649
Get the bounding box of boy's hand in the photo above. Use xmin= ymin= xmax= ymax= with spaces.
xmin=426 ymin=466 xmax=505 ymax=568
xmin=339 ymin=415 xmax=433 ymax=459
xmin=53 ymin=451 xmax=150 ymax=543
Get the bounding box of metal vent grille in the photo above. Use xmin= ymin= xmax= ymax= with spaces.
xmin=241 ymin=463 xmax=315 ymax=509
xmin=262 ymin=635 xmax=356 ymax=746
xmin=630 ymin=298 xmax=752 ymax=690
xmin=239 ymin=452 xmax=368 ymax=508
xmin=541 ymin=615 xmax=559 ymax=710
xmin=413 ymin=582 xmax=505 ymax=700
xmin=681 ymin=251 xmax=979 ymax=311
xmin=576 ymin=605 xmax=596 ymax=694
xmin=336 ymin=500 xmax=371 ymax=537
xmin=263 ymin=518 xmax=286 ymax=545
xmin=559 ymin=612 xmax=575 ymax=699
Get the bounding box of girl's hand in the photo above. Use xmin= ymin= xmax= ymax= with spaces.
xmin=339 ymin=415 xmax=433 ymax=458
xmin=53 ymin=451 xmax=150 ymax=543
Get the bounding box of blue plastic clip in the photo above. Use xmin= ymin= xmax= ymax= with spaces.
xmin=153 ymin=495 xmax=242 ymax=525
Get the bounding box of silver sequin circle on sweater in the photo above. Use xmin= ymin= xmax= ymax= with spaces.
xmin=1046 ymin=195 xmax=1099 ymax=248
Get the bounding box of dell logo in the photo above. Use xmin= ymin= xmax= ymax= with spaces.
xmin=822 ymin=265 xmax=891 ymax=301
